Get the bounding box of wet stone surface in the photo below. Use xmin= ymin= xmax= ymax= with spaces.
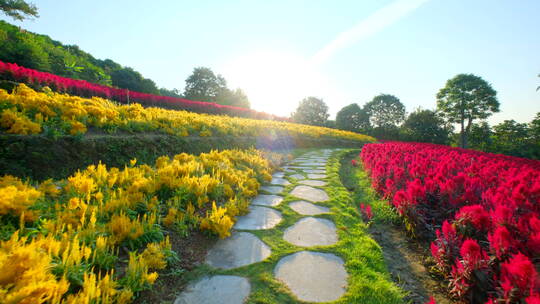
xmin=298 ymin=180 xmax=327 ymax=187
xmin=260 ymin=185 xmax=284 ymax=194
xmin=206 ymin=232 xmax=271 ymax=269
xmin=283 ymin=217 xmax=337 ymax=247
xmin=290 ymin=185 xmax=329 ymax=202
xmin=234 ymin=206 xmax=282 ymax=230
xmin=272 ymin=172 xmax=285 ymax=178
xmin=174 ymin=275 xmax=251 ymax=304
xmin=302 ymin=169 xmax=326 ymax=174
xmin=289 ymin=201 xmax=330 ymax=216
xmin=289 ymin=174 xmax=305 ymax=180
xmin=274 ymin=251 xmax=347 ymax=303
xmin=297 ymin=161 xmax=326 ymax=167
xmin=307 ymin=173 xmax=327 ymax=180
xmin=269 ymin=177 xmax=291 ymax=186
xmin=251 ymin=194 xmax=283 ymax=207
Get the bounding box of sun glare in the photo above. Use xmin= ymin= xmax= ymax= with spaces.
xmin=221 ymin=51 xmax=331 ymax=117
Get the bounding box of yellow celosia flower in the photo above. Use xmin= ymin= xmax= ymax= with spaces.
xmin=0 ymin=177 xmax=41 ymax=221
xmin=200 ymin=202 xmax=234 ymax=238
xmin=0 ymin=232 xmax=70 ymax=303
xmin=0 ymin=84 xmax=376 ymax=143
xmin=69 ymin=120 xmax=87 ymax=135
xmin=108 ymin=213 xmax=144 ymax=244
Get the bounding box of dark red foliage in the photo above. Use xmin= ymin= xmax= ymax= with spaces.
xmin=360 ymin=142 xmax=540 ymax=302
xmin=0 ymin=60 xmax=288 ymax=120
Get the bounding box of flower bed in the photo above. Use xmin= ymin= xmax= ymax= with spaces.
xmin=0 ymin=84 xmax=375 ymax=144
xmin=0 ymin=60 xmax=286 ymax=120
xmin=360 ymin=142 xmax=540 ymax=303
xmin=0 ymin=148 xmax=283 ymax=303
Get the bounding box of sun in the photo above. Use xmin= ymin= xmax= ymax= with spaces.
xmin=221 ymin=50 xmax=329 ymax=117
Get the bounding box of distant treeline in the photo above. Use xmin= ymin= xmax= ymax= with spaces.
xmin=0 ymin=20 xmax=178 ymax=97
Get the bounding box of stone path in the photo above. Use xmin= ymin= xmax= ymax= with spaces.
xmin=175 ymin=149 xmax=347 ymax=303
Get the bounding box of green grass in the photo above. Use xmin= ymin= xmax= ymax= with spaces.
xmin=341 ymin=151 xmax=400 ymax=225
xmin=177 ymin=148 xmax=405 ymax=303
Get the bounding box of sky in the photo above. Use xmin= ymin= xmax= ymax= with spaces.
xmin=2 ymin=0 xmax=540 ymax=123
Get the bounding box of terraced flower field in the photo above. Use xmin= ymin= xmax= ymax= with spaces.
xmin=0 ymin=84 xmax=375 ymax=144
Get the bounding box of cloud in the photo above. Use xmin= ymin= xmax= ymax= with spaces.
xmin=311 ymin=0 xmax=431 ymax=65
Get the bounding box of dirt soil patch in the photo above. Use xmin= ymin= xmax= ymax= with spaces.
xmin=134 ymin=230 xmax=217 ymax=304
xmin=368 ymin=223 xmax=454 ymax=304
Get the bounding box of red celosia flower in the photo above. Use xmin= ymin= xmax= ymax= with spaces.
xmin=460 ymin=239 xmax=488 ymax=269
xmin=526 ymin=294 xmax=540 ymax=304
xmin=455 ymin=204 xmax=490 ymax=230
xmin=488 ymin=225 xmax=513 ymax=259
xmin=425 ymin=296 xmax=436 ymax=304
xmin=360 ymin=141 xmax=540 ymax=302
xmin=500 ymin=252 xmax=538 ymax=296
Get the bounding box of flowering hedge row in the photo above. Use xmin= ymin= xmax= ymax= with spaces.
xmin=0 ymin=60 xmax=287 ymax=120
xmin=0 ymin=84 xmax=376 ymax=145
xmin=0 ymin=148 xmax=284 ymax=303
xmin=360 ymin=142 xmax=540 ymax=303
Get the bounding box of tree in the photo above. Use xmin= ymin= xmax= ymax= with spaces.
xmin=159 ymin=87 xmax=182 ymax=98
xmin=364 ymin=94 xmax=406 ymax=128
xmin=183 ymin=67 xmax=227 ymax=103
xmin=291 ymin=97 xmax=329 ymax=126
xmin=436 ymin=74 xmax=499 ymax=148
xmin=468 ymin=121 xmax=493 ymax=151
xmin=217 ymin=88 xmax=250 ymax=108
xmin=529 ymin=112 xmax=540 ymax=159
xmin=110 ymin=67 xmax=159 ymax=95
xmin=401 ymin=109 xmax=452 ymax=144
xmin=491 ymin=120 xmax=531 ymax=158
xmin=336 ymin=103 xmax=370 ymax=133
xmin=0 ymin=0 xmax=38 ymax=20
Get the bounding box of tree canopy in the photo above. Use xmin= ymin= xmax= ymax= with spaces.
xmin=291 ymin=97 xmax=329 ymax=127
xmin=364 ymin=94 xmax=406 ymax=128
xmin=401 ymin=109 xmax=452 ymax=144
xmin=436 ymin=73 xmax=499 ymax=148
xmin=468 ymin=121 xmax=493 ymax=152
xmin=335 ymin=103 xmax=370 ymax=133
xmin=183 ymin=67 xmax=250 ymax=108
xmin=0 ymin=0 xmax=38 ymax=20
xmin=183 ymin=67 xmax=227 ymax=103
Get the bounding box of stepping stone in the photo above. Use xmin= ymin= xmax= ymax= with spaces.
xmin=299 ymin=180 xmax=327 ymax=187
xmin=298 ymin=162 xmax=325 ymax=167
xmin=206 ymin=232 xmax=271 ymax=269
xmin=303 ymin=169 xmax=326 ymax=174
xmin=307 ymin=173 xmax=327 ymax=180
xmin=289 ymin=201 xmax=330 ymax=215
xmin=274 ymin=251 xmax=347 ymax=303
xmin=260 ymin=185 xmax=284 ymax=194
xmin=234 ymin=206 xmax=282 ymax=230
xmin=252 ymin=194 xmax=283 ymax=207
xmin=290 ymin=185 xmax=329 ymax=202
xmin=174 ymin=275 xmax=251 ymax=304
xmin=272 ymin=172 xmax=285 ymax=178
xmin=289 ymin=174 xmax=305 ymax=180
xmin=269 ymin=177 xmax=291 ymax=186
xmin=283 ymin=217 xmax=337 ymax=247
